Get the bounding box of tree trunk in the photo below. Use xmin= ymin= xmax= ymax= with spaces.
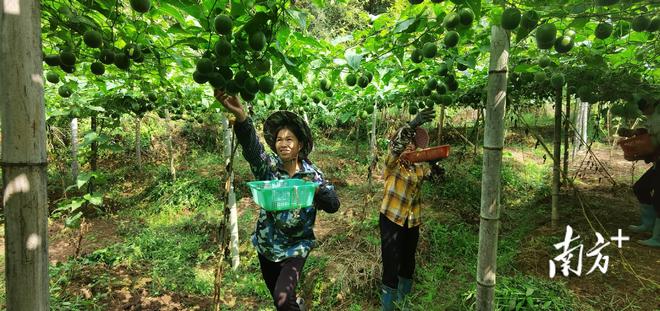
xmin=476 ymin=26 xmax=508 ymax=311
xmin=135 ymin=116 xmax=142 ymax=170
xmin=165 ymin=109 xmax=176 ymax=180
xmin=1 ymin=0 xmax=50 ymax=308
xmin=222 ymin=117 xmax=240 ymax=270
xmin=370 ymin=101 xmax=378 ymax=156
xmin=563 ymin=89 xmax=570 ymax=184
xmin=369 ymin=101 xmax=378 ymax=189
xmin=572 ymin=98 xmax=589 ymax=159
xmin=552 ymin=88 xmax=562 ymax=226
xmin=70 ymin=118 xmax=79 ymax=183
xmin=89 ymin=116 xmax=98 ymax=193
xmin=437 ymin=105 xmax=446 ymax=144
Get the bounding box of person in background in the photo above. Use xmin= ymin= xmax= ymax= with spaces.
xmin=379 ymin=107 xmax=445 ymax=310
xmin=618 ymin=98 xmax=660 ymax=248
xmin=215 ymin=90 xmax=340 ymax=310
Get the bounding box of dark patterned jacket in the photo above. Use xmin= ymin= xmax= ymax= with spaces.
xmin=235 ymin=117 xmax=340 ymax=262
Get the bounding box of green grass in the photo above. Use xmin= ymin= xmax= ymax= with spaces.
xmin=0 ymin=124 xmax=596 ymax=310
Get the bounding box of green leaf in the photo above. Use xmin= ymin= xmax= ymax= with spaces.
xmin=568 ymin=17 xmax=589 ymax=29
xmin=513 ymin=64 xmax=539 ymax=73
xmin=525 ymin=287 xmax=534 ymax=296
xmin=571 ymin=3 xmax=590 ymax=14
xmin=81 ymin=131 xmax=99 ymax=147
xmin=65 ymin=211 xmax=83 ymax=229
xmin=87 ymin=105 xmax=106 ymax=112
xmin=84 ymin=192 xmax=103 ymax=206
xmin=394 ymin=18 xmax=417 ymax=34
xmin=76 ymin=171 xmax=95 ymax=189
xmin=209 ymin=101 xmax=223 ymax=110
xmin=277 ymin=26 xmax=291 ymax=44
xmin=69 ymin=199 xmax=85 ymax=211
xmin=526 ymin=297 xmax=534 ymax=307
xmin=311 ymin=0 xmax=326 ymax=8
xmin=465 ymin=0 xmax=481 ymax=19
xmin=345 ymin=51 xmax=362 ymax=70
xmin=159 ymin=4 xmax=187 ymax=26
xmin=372 ymin=14 xmax=389 ymax=31
xmin=289 ymin=9 xmax=307 ymax=29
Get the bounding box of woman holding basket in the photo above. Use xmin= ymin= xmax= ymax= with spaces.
xmin=215 ymin=90 xmax=340 ymax=310
xmin=619 ymin=99 xmax=660 ymax=248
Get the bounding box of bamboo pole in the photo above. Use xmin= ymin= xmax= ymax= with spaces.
xmin=369 ymin=101 xmax=378 ymax=189
xmin=476 ymin=26 xmax=509 ymax=311
xmin=552 ymin=87 xmax=562 ymax=226
xmin=438 ymin=105 xmax=446 ymax=144
xmin=71 ymin=118 xmax=79 ymax=183
xmin=222 ymin=116 xmax=240 ymax=270
xmin=90 ymin=115 xmax=98 ymax=193
xmin=563 ymin=88 xmax=570 ymax=184
xmin=1 ymin=0 xmax=50 ymax=308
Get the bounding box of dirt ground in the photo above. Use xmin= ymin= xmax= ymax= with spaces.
xmin=513 ymin=146 xmax=660 ymax=311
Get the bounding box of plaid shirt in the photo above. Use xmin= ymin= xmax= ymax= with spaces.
xmin=380 ymin=125 xmax=430 ymax=228
xmin=235 ymin=117 xmax=340 ymax=262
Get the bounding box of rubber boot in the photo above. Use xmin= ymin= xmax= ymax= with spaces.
xmin=296 ymin=297 xmax=306 ymax=311
xmin=397 ymin=277 xmax=413 ymax=310
xmin=638 ymin=218 xmax=660 ymax=248
xmin=381 ymin=284 xmax=397 ymax=311
xmin=629 ymin=204 xmax=656 ymax=233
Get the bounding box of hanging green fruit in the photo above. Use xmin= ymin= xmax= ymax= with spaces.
xmin=83 ymin=30 xmax=103 ymax=48
xmin=46 ymin=72 xmax=60 ymax=84
xmin=521 ymin=10 xmax=539 ymax=29
xmin=501 ymin=8 xmax=521 ymax=30
xmin=90 ymin=62 xmax=105 ymax=75
xmin=130 ymin=0 xmax=151 ymax=13
xmin=444 ymin=31 xmax=459 ymax=48
xmin=214 ymin=14 xmax=233 ymax=35
xmin=595 ymin=22 xmax=613 ymax=39
xmin=459 ymin=8 xmax=474 ymax=26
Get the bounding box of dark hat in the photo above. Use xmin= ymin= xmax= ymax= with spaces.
xmin=263 ymin=111 xmax=313 ymax=159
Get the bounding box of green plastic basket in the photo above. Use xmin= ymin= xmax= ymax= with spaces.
xmin=247 ymin=179 xmax=319 ymax=211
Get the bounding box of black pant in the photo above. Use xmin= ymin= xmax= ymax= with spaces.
xmin=380 ymin=213 xmax=420 ymax=289
xmin=633 ymin=165 xmax=660 ymax=214
xmin=258 ymin=253 xmax=306 ymax=311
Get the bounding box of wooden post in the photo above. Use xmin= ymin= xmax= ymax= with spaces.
xmin=71 ymin=118 xmax=79 ymax=183
xmin=89 ymin=115 xmax=98 ymax=193
xmin=552 ymin=87 xmax=562 ymax=226
xmin=222 ymin=116 xmax=240 ymax=270
xmin=1 ymin=0 xmax=50 ymax=309
xmin=369 ymin=101 xmax=378 ymax=189
xmin=476 ymin=26 xmax=508 ymax=311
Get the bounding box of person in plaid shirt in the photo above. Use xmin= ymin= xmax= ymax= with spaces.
xmin=215 ymin=90 xmax=340 ymax=311
xmin=379 ymin=108 xmax=444 ymax=311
